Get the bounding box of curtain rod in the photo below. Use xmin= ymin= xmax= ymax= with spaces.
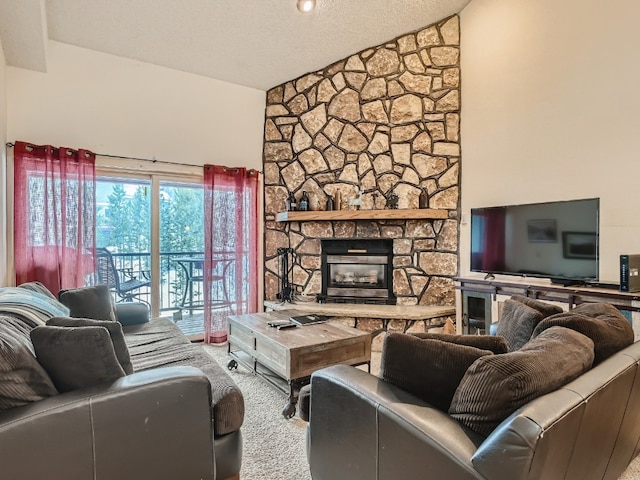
xmin=5 ymin=142 xmax=262 ymax=174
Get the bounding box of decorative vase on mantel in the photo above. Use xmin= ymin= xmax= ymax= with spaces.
xmin=419 ymin=187 xmax=429 ymax=209
xmin=386 ymin=193 xmax=399 ymax=209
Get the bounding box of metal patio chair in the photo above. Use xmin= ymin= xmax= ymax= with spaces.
xmin=96 ymin=248 xmax=151 ymax=303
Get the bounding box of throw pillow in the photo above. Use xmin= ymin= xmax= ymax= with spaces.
xmin=380 ymin=332 xmax=493 ymax=412
xmin=47 ymin=317 xmax=133 ymax=374
xmin=0 ymin=316 xmax=58 ymax=410
xmin=510 ymin=295 xmax=563 ymax=317
xmin=58 ymin=285 xmax=117 ymax=322
xmin=449 ymin=326 xmax=595 ymax=437
xmin=30 ymin=325 xmax=125 ymax=393
xmin=412 ymin=332 xmax=508 ymax=354
xmin=532 ymin=303 xmax=634 ymax=365
xmin=495 ymin=299 xmax=544 ymax=351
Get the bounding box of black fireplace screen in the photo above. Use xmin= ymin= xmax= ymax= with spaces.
xmin=319 ymin=239 xmax=395 ymax=304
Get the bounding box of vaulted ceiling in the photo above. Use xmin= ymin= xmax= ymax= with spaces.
xmin=0 ymin=0 xmax=472 ymax=91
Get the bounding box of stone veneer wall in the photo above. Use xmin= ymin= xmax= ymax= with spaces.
xmin=263 ymin=16 xmax=461 ymax=307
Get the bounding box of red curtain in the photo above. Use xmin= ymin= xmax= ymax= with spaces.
xmin=13 ymin=141 xmax=96 ymax=294
xmin=481 ymin=208 xmax=506 ymax=272
xmin=203 ymin=165 xmax=259 ymax=344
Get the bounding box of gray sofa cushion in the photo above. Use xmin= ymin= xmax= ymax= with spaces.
xmin=47 ymin=316 xmax=133 ymax=374
xmin=380 ymin=332 xmax=494 ymax=412
xmin=449 ymin=326 xmax=594 ymax=437
xmin=114 ymin=302 xmax=150 ymax=326
xmin=0 ymin=316 xmax=58 ymax=409
xmin=58 ymin=285 xmax=117 ymax=322
xmin=532 ymin=302 xmax=634 ymax=365
xmin=123 ymin=317 xmax=244 ymax=436
xmin=30 ymin=325 xmax=125 ymax=393
xmin=496 ymin=299 xmax=544 ymax=351
xmin=412 ymin=332 xmax=508 ymax=354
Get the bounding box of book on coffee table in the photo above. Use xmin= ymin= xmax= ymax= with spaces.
xmin=289 ymin=314 xmax=330 ymax=326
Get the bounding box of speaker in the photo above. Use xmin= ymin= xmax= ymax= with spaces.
xmin=620 ymin=254 xmax=640 ymax=292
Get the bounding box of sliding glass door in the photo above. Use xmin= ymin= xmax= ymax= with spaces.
xmin=96 ymin=173 xmax=204 ymax=338
xmin=159 ymin=181 xmax=204 ymax=337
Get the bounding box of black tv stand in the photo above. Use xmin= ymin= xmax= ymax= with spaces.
xmin=550 ymin=278 xmax=587 ymax=287
xmin=585 ymin=281 xmax=621 ymax=290
xmin=455 ymin=276 xmax=640 ymax=336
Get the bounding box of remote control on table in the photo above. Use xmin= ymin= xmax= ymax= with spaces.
xmin=276 ymin=322 xmax=297 ymax=330
xmin=268 ymin=320 xmax=292 ymax=328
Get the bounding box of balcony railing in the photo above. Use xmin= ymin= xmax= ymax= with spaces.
xmin=106 ymin=250 xmax=245 ymax=316
xmin=106 ymin=250 xmax=203 ymax=313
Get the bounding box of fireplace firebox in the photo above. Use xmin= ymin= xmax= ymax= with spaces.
xmin=319 ymin=239 xmax=396 ymax=305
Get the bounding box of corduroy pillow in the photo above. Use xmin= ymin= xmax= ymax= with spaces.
xmin=412 ymin=332 xmax=508 ymax=354
xmin=495 ymin=299 xmax=544 ymax=351
xmin=510 ymin=295 xmax=563 ymax=317
xmin=30 ymin=326 xmax=125 ymax=393
xmin=58 ymin=285 xmax=117 ymax=322
xmin=449 ymin=326 xmax=595 ymax=437
xmin=380 ymin=333 xmax=494 ymax=412
xmin=532 ymin=303 xmax=634 ymax=365
xmin=0 ymin=316 xmax=58 ymax=410
xmin=47 ymin=317 xmax=133 ymax=374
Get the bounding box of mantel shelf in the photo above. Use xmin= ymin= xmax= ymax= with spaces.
xmin=275 ymin=208 xmax=449 ymax=222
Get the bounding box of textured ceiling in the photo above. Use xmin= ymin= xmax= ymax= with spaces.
xmin=0 ymin=0 xmax=472 ymax=91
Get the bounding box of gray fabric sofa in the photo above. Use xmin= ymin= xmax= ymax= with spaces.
xmin=121 ymin=307 xmax=244 ymax=480
xmin=304 ymin=301 xmax=640 ymax=480
xmin=0 ymin=284 xmax=243 ymax=480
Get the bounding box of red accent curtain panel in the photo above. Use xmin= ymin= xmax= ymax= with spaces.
xmin=203 ymin=165 xmax=259 ymax=344
xmin=481 ymin=208 xmax=506 ymax=272
xmin=13 ymin=141 xmax=96 ymax=293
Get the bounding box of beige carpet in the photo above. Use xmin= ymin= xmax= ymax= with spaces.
xmin=624 ymin=460 xmax=640 ymax=480
xmin=205 ymin=344 xmax=312 ymax=480
xmin=205 ymin=344 xmax=640 ymax=480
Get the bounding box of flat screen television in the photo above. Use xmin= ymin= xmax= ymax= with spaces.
xmin=470 ymin=198 xmax=599 ymax=283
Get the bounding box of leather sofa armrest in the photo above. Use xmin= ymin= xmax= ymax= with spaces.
xmin=308 ymin=365 xmax=486 ymax=480
xmin=0 ymin=366 xmax=215 ymax=480
xmin=115 ymin=302 xmax=150 ymax=325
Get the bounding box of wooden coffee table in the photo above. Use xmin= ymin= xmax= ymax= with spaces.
xmin=226 ymin=310 xmax=371 ymax=418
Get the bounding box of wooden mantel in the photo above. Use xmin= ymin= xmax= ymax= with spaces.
xmin=275 ymin=208 xmax=449 ymax=222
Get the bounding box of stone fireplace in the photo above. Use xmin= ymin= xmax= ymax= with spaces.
xmin=320 ymin=239 xmax=395 ymax=304
xmin=262 ymin=16 xmax=461 ymax=307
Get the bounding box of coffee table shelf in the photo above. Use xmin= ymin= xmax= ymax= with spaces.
xmin=227 ymin=310 xmax=371 ymax=418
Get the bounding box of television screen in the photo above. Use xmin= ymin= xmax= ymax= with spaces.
xmin=470 ymin=198 xmax=599 ymax=282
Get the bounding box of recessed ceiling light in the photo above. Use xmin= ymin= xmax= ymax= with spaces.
xmin=297 ymin=0 xmax=316 ymax=13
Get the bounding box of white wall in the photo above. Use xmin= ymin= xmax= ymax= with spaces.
xmin=3 ymin=41 xmax=266 ymax=287
xmin=7 ymin=41 xmax=265 ymax=168
xmin=460 ymin=0 xmax=640 ymax=282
